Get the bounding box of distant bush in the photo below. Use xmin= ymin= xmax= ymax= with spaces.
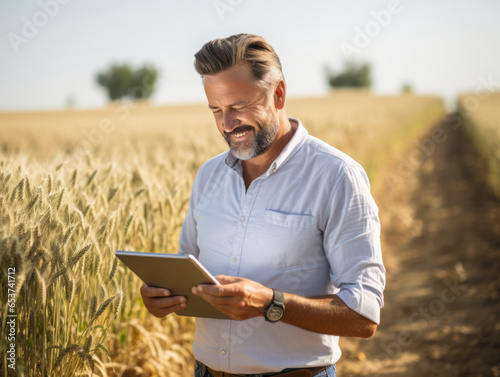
xmin=325 ymin=61 xmax=372 ymax=88
xmin=96 ymin=64 xmax=159 ymax=102
xmin=325 ymin=61 xmax=372 ymax=89
xmin=401 ymin=83 xmax=413 ymax=94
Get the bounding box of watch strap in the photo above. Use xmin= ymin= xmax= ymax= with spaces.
xmin=273 ymin=289 xmax=284 ymax=306
xmin=264 ymin=289 xmax=285 ymax=322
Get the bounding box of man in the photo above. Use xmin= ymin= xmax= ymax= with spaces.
xmin=141 ymin=34 xmax=385 ymax=377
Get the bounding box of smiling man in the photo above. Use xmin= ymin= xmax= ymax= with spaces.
xmin=140 ymin=34 xmax=385 ymax=377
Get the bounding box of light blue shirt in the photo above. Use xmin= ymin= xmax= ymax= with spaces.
xmin=179 ymin=118 xmax=385 ymax=373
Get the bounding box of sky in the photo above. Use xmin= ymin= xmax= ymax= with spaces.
xmin=0 ymin=0 xmax=499 ymax=111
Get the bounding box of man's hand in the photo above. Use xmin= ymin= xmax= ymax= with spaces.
xmin=192 ymin=275 xmax=273 ymax=321
xmin=140 ymin=284 xmax=187 ymax=318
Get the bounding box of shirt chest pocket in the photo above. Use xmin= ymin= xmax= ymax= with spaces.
xmin=253 ymin=210 xmax=316 ymax=270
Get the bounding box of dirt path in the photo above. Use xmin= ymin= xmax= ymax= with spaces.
xmin=337 ymin=115 xmax=500 ymax=376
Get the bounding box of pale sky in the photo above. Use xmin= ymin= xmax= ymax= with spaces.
xmin=1 ymin=0 xmax=499 ymax=111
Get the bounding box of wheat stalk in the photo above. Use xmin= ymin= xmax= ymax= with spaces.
xmin=26 ymin=193 xmax=40 ymax=213
xmin=69 ymin=169 xmax=77 ymax=188
xmin=89 ymin=295 xmax=97 ymax=319
xmin=40 ymin=208 xmax=53 ymax=235
xmin=93 ymin=296 xmax=116 ymax=321
xmin=61 ymin=226 xmax=75 ymax=249
xmin=107 ymin=257 xmax=118 ymax=283
xmin=29 ymin=307 xmax=36 ymax=338
xmin=123 ymin=212 xmax=135 ymax=236
xmin=56 ymin=188 xmax=65 ymax=210
xmin=46 ymin=174 xmax=53 ymax=194
xmin=86 ymin=169 xmax=98 ymax=187
xmin=10 ymin=237 xmax=19 ymax=254
xmin=13 ymin=250 xmax=24 ymax=274
xmin=50 ymin=242 xmax=64 ymax=269
xmin=37 ymin=248 xmax=50 ymax=274
xmin=10 ymin=177 xmax=24 ymax=204
xmin=48 ymin=267 xmax=66 ymax=287
xmin=35 ymin=267 xmax=47 ymax=308
xmin=114 ymin=290 xmax=124 ymax=317
xmin=107 ymin=186 xmax=119 ymax=202
xmin=83 ymin=335 xmax=93 ymax=352
xmin=52 ymin=344 xmax=82 ymax=371
xmin=25 ymin=176 xmax=32 ymax=199
xmin=74 ymin=206 xmax=85 ymax=228
xmin=94 ymin=249 xmax=102 ymax=274
xmin=63 ymin=272 xmax=75 ymax=304
xmin=70 ymin=244 xmax=92 ymax=268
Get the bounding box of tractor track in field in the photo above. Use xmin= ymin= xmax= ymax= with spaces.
xmin=337 ymin=114 xmax=500 ymax=377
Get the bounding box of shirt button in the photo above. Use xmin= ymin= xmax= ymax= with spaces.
xmin=271 ymin=166 xmax=277 ymax=173
xmin=232 ymin=257 xmax=238 ymax=262
xmin=220 ymin=350 xmax=226 ymax=355
xmin=240 ymin=216 xmax=246 ymax=222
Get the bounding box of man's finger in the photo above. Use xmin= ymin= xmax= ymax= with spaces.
xmin=215 ymin=275 xmax=239 ymax=284
xmin=149 ymin=298 xmax=188 ymax=318
xmin=193 ymin=288 xmax=238 ymax=307
xmin=157 ymin=296 xmax=187 ymax=309
xmin=193 ymin=283 xmax=236 ymax=297
xmin=147 ymin=295 xmax=187 ymax=310
xmin=141 ymin=284 xmax=171 ymax=298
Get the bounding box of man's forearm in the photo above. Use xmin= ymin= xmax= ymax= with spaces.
xmin=281 ymin=293 xmax=378 ymax=338
xmin=192 ymin=275 xmax=378 ymax=337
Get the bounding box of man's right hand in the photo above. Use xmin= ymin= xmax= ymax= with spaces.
xmin=140 ymin=284 xmax=187 ymax=318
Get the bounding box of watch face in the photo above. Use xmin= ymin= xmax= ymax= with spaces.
xmin=267 ymin=306 xmax=284 ymax=321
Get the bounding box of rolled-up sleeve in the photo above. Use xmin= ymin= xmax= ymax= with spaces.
xmin=324 ymin=163 xmax=385 ymax=324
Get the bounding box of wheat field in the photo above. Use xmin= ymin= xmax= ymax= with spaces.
xmin=0 ymin=92 xmax=444 ymax=376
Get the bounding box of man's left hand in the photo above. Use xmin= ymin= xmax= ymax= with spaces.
xmin=192 ymin=275 xmax=273 ymax=321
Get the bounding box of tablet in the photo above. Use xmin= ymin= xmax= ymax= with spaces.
xmin=115 ymin=251 xmax=230 ymax=320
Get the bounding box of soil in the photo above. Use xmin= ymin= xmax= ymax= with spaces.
xmin=337 ymin=115 xmax=500 ymax=376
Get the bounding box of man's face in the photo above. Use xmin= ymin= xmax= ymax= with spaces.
xmin=203 ymin=62 xmax=280 ymax=161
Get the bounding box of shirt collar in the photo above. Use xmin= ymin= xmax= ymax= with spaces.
xmin=224 ymin=117 xmax=308 ymax=177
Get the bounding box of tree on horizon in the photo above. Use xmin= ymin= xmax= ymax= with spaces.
xmin=96 ymin=63 xmax=159 ymax=102
xmin=325 ymin=60 xmax=372 ymax=89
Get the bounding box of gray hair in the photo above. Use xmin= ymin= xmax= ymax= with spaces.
xmin=194 ymin=33 xmax=284 ymax=91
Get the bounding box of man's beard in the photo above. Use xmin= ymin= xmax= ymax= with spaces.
xmin=223 ymin=117 xmax=280 ymax=161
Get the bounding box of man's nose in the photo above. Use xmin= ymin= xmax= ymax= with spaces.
xmin=222 ymin=112 xmax=240 ymax=133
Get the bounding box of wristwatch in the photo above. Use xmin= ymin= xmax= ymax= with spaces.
xmin=264 ymin=289 xmax=285 ymax=322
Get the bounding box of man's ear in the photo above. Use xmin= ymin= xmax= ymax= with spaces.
xmin=273 ymin=80 xmax=286 ymax=110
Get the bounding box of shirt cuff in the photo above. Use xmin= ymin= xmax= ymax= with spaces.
xmin=336 ymin=284 xmax=381 ymax=324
